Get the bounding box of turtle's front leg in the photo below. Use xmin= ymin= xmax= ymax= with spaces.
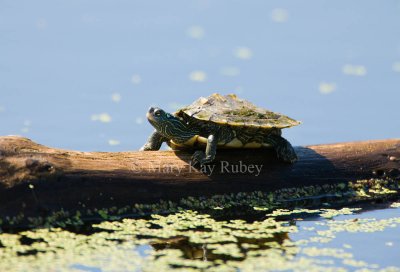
xmin=140 ymin=130 xmax=167 ymax=151
xmin=266 ymin=134 xmax=298 ymax=163
xmin=192 ymin=134 xmax=218 ymax=165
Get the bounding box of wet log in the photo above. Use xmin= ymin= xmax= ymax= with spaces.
xmin=0 ymin=136 xmax=399 ymax=221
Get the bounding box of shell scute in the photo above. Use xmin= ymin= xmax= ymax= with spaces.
xmin=176 ymin=93 xmax=300 ymax=129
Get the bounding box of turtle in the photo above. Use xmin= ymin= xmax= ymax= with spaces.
xmin=140 ymin=93 xmax=300 ymax=165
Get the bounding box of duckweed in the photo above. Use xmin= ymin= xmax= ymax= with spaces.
xmin=0 ymin=205 xmax=399 ymax=271
xmin=0 ymin=178 xmax=399 ymax=271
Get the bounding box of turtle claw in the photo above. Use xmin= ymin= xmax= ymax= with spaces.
xmin=191 ymin=150 xmax=206 ymax=166
xmin=279 ymin=152 xmax=298 ymax=163
xmin=139 ymin=143 xmax=154 ymax=151
xmin=191 ymin=150 xmax=215 ymax=166
xmin=276 ymin=144 xmax=298 ymax=163
xmin=140 ymin=131 xmax=166 ymax=151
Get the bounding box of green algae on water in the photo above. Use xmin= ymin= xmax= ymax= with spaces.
xmin=0 ymin=178 xmax=399 ymax=271
xmin=1 ymin=207 xmax=400 ymax=271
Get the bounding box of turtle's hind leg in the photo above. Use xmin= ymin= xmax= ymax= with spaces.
xmin=265 ymin=134 xmax=297 ymax=163
xmin=192 ymin=134 xmax=218 ymax=165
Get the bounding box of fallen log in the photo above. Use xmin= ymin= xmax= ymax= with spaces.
xmin=0 ymin=136 xmax=399 ymax=226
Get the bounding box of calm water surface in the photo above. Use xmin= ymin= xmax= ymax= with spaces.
xmin=0 ymin=0 xmax=399 ymax=270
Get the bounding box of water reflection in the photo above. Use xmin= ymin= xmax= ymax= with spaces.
xmin=150 ymin=232 xmax=289 ymax=262
xmin=0 ymin=1 xmax=399 ymax=151
xmin=0 ymin=202 xmax=399 ymax=270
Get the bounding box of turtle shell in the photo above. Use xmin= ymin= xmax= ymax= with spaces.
xmin=176 ymin=93 xmax=300 ymax=129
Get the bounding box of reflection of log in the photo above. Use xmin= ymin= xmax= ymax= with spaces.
xmin=0 ymin=136 xmax=399 ymax=220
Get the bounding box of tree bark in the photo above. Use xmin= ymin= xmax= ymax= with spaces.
xmin=0 ymin=136 xmax=399 ymax=221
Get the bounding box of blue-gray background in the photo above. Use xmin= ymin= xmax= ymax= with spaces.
xmin=1 ymin=0 xmax=399 ymax=151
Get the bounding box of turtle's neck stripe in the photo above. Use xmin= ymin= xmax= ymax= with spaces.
xmin=162 ymin=118 xmax=197 ymax=141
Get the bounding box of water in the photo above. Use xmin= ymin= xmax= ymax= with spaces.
xmin=1 ymin=0 xmax=400 ymax=270
xmin=1 ymin=0 xmax=399 ymax=151
xmin=1 ymin=205 xmax=400 ymax=271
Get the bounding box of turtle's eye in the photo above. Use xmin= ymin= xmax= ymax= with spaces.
xmin=154 ymin=110 xmax=162 ymax=117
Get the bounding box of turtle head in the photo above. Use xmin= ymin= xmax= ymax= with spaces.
xmin=146 ymin=107 xmax=195 ymax=141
